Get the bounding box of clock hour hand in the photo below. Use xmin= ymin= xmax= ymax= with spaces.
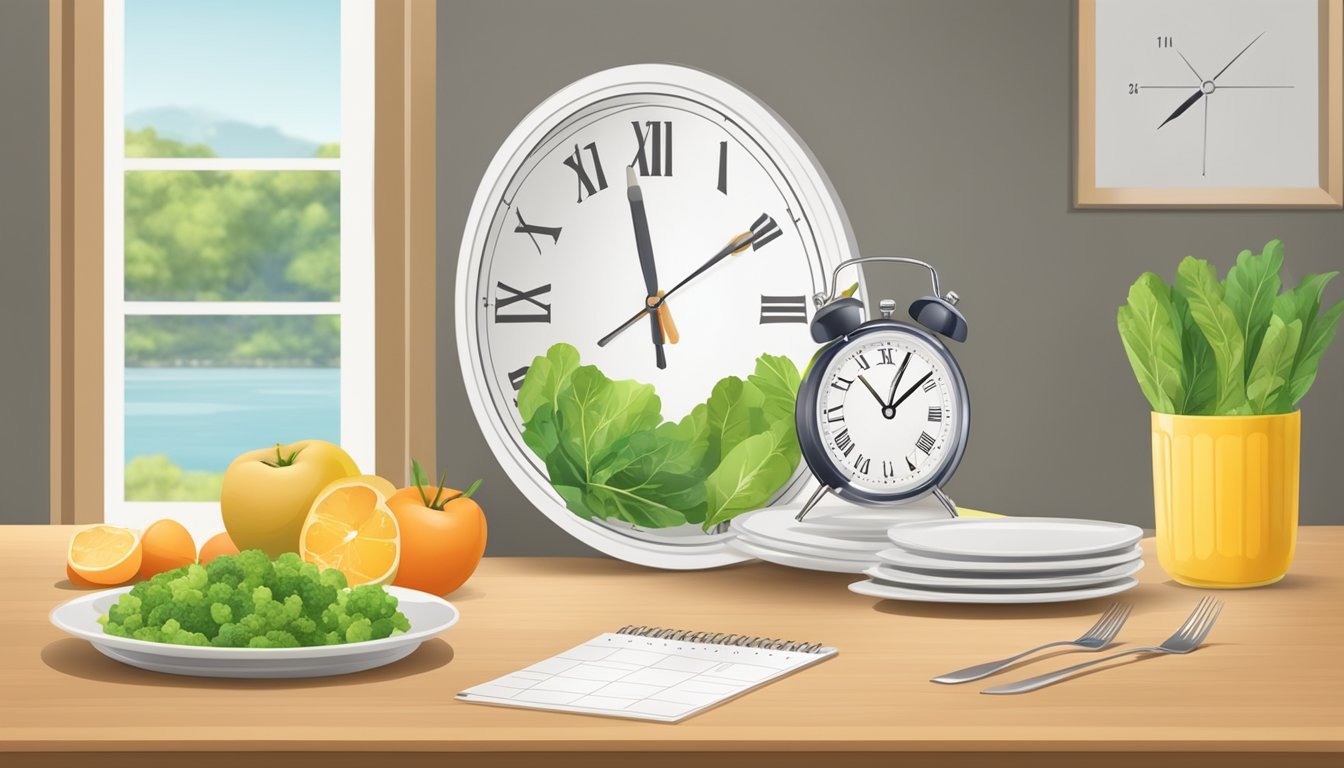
xmin=1157 ymin=89 xmax=1203 ymax=130
xmin=857 ymin=374 xmax=887 ymax=408
xmin=627 ymin=167 xmax=667 ymax=369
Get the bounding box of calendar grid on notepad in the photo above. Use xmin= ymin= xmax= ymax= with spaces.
xmin=458 ymin=632 xmax=835 ymax=722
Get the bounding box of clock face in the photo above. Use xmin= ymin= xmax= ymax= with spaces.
xmin=476 ymin=95 xmax=826 ymax=423
xmin=815 ymin=329 xmax=964 ymax=497
xmin=1093 ymin=0 xmax=1320 ymax=188
xmin=457 ymin=65 xmax=857 ymax=568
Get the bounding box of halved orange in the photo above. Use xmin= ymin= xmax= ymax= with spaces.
xmin=67 ymin=525 xmax=143 ymax=586
xmin=299 ymin=478 xmax=400 ymax=587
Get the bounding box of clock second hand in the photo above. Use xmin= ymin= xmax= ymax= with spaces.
xmin=597 ymin=227 xmax=756 ymax=348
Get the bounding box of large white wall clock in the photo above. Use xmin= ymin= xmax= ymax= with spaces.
xmin=1076 ymin=0 xmax=1342 ymax=208
xmin=455 ymin=64 xmax=859 ymax=568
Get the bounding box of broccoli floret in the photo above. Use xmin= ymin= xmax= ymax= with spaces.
xmin=96 ymin=550 xmax=410 ymax=649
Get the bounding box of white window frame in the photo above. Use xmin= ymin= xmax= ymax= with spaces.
xmin=102 ymin=0 xmax=376 ymax=543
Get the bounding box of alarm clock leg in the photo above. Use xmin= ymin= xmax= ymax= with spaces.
xmin=794 ymin=485 xmax=832 ymax=522
xmin=933 ymin=487 xmax=958 ymax=519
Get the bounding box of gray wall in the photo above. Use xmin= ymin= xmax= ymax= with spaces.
xmin=437 ymin=0 xmax=1344 ymax=556
xmin=0 ymin=0 xmax=50 ymax=524
xmin=1 ymin=0 xmax=1338 ymax=539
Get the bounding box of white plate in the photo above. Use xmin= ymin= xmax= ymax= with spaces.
xmin=734 ymin=531 xmax=879 ymax=562
xmin=730 ymin=538 xmax=872 ymax=573
xmin=875 ymin=544 xmax=1143 ymax=573
xmin=887 ymin=518 xmax=1143 ymax=560
xmin=49 ymin=586 xmax=459 ymax=678
xmin=733 ymin=509 xmax=896 ymax=553
xmin=848 ymin=577 xmax=1139 ymax=604
xmin=765 ymin=497 xmax=956 ymax=531
xmin=865 ymin=558 xmax=1144 ymax=590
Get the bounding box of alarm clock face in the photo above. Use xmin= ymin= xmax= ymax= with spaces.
xmin=812 ymin=325 xmax=968 ymax=499
xmin=457 ymin=65 xmax=858 ymax=568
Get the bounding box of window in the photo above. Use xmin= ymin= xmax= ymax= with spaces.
xmin=104 ymin=0 xmax=374 ymax=538
xmin=49 ymin=0 xmax=437 ymax=532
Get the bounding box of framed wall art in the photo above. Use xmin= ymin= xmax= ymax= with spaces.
xmin=1076 ymin=0 xmax=1342 ymax=208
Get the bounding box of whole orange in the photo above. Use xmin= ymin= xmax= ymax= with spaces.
xmin=138 ymin=519 xmax=197 ymax=580
xmin=387 ymin=484 xmax=486 ymax=596
xmin=198 ymin=531 xmax=240 ymax=566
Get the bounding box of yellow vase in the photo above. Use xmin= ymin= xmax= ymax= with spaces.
xmin=1151 ymin=411 xmax=1300 ymax=588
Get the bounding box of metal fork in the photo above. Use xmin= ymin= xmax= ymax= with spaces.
xmin=931 ymin=602 xmax=1132 ymax=684
xmin=982 ymin=596 xmax=1223 ymax=695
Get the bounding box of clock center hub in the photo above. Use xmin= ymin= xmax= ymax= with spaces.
xmin=1201 ymin=80 xmax=1216 ymax=95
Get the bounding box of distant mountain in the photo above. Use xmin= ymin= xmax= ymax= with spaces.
xmin=126 ymin=107 xmax=323 ymax=158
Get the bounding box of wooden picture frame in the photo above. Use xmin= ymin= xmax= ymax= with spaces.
xmin=1076 ymin=0 xmax=1342 ymax=208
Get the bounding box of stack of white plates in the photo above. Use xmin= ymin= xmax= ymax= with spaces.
xmin=729 ymin=497 xmax=953 ymax=573
xmin=850 ymin=518 xmax=1145 ymax=604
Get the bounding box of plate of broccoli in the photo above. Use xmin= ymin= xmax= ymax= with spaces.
xmin=49 ymin=551 xmax=459 ymax=678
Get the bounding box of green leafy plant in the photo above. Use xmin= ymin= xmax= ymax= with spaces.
xmin=1118 ymin=240 xmax=1342 ymax=415
xmin=517 ymin=343 xmax=802 ymax=531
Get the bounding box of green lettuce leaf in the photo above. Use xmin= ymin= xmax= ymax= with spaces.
xmin=1176 ymin=256 xmax=1247 ymax=414
xmin=1277 ymin=271 xmax=1343 ymax=409
xmin=1245 ymin=314 xmax=1301 ymax=414
xmin=702 ymin=376 xmax=765 ymax=472
xmin=702 ymin=421 xmax=799 ymax=530
xmin=748 ymin=353 xmax=802 ymax=425
xmin=555 ymin=366 xmax=661 ymax=483
xmin=517 ymin=343 xmax=804 ymax=529
xmin=1171 ymin=290 xmax=1216 ymax=415
xmin=1116 ymin=273 xmax=1183 ymax=413
xmin=1223 ymin=241 xmax=1283 ymax=379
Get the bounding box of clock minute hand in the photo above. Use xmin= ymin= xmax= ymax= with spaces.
xmin=891 ymin=371 xmax=933 ymax=412
xmin=1211 ymin=31 xmax=1265 ymax=82
xmin=886 ymin=351 xmax=912 ymax=406
xmin=597 ymin=227 xmax=756 ymax=348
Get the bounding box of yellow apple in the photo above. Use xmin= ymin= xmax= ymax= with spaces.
xmin=220 ymin=440 xmax=359 ymax=557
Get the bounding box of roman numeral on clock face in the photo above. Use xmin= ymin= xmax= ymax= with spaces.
xmin=749 ymin=213 xmax=784 ymax=250
xmin=882 ymin=460 xmax=895 ymax=478
xmin=759 ymin=295 xmax=807 ymax=324
xmin=855 ymin=455 xmax=871 ymax=475
xmin=825 ymin=405 xmax=844 ymax=423
xmin=631 ymin=121 xmax=673 ymax=176
xmin=879 ymin=348 xmax=894 ymax=365
xmin=717 ymin=141 xmax=728 ymax=194
xmin=513 ymin=209 xmax=561 ymax=254
xmin=831 ymin=376 xmax=853 ymax=392
xmin=922 ymin=378 xmax=937 ymax=393
xmin=916 ymin=431 xmax=936 ymax=454
xmin=928 ymin=406 xmax=943 ymax=422
xmin=562 ymin=142 xmax=607 ymax=203
xmin=494 ymin=282 xmax=552 ymax=323
xmin=856 ymin=354 xmax=871 ymax=371
xmin=834 ymin=428 xmax=854 ymax=456
xmin=508 ymin=366 xmax=529 ymax=391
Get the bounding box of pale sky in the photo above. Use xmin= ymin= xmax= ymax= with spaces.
xmin=124 ymin=0 xmax=341 ymax=144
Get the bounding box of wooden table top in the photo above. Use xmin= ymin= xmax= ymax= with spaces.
xmin=2 ymin=525 xmax=1341 ymax=768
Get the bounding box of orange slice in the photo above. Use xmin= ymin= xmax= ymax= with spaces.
xmin=67 ymin=525 xmax=143 ymax=586
xmin=299 ymin=478 xmax=400 ymax=587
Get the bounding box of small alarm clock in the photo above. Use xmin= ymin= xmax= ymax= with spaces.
xmin=794 ymin=256 xmax=970 ymax=521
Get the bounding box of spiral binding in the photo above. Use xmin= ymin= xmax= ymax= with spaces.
xmin=616 ymin=625 xmax=827 ymax=654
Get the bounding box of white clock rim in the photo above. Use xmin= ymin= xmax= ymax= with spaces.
xmin=455 ymin=63 xmax=862 ymax=569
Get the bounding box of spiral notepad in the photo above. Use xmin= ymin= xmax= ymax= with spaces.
xmin=457 ymin=625 xmax=838 ymax=723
